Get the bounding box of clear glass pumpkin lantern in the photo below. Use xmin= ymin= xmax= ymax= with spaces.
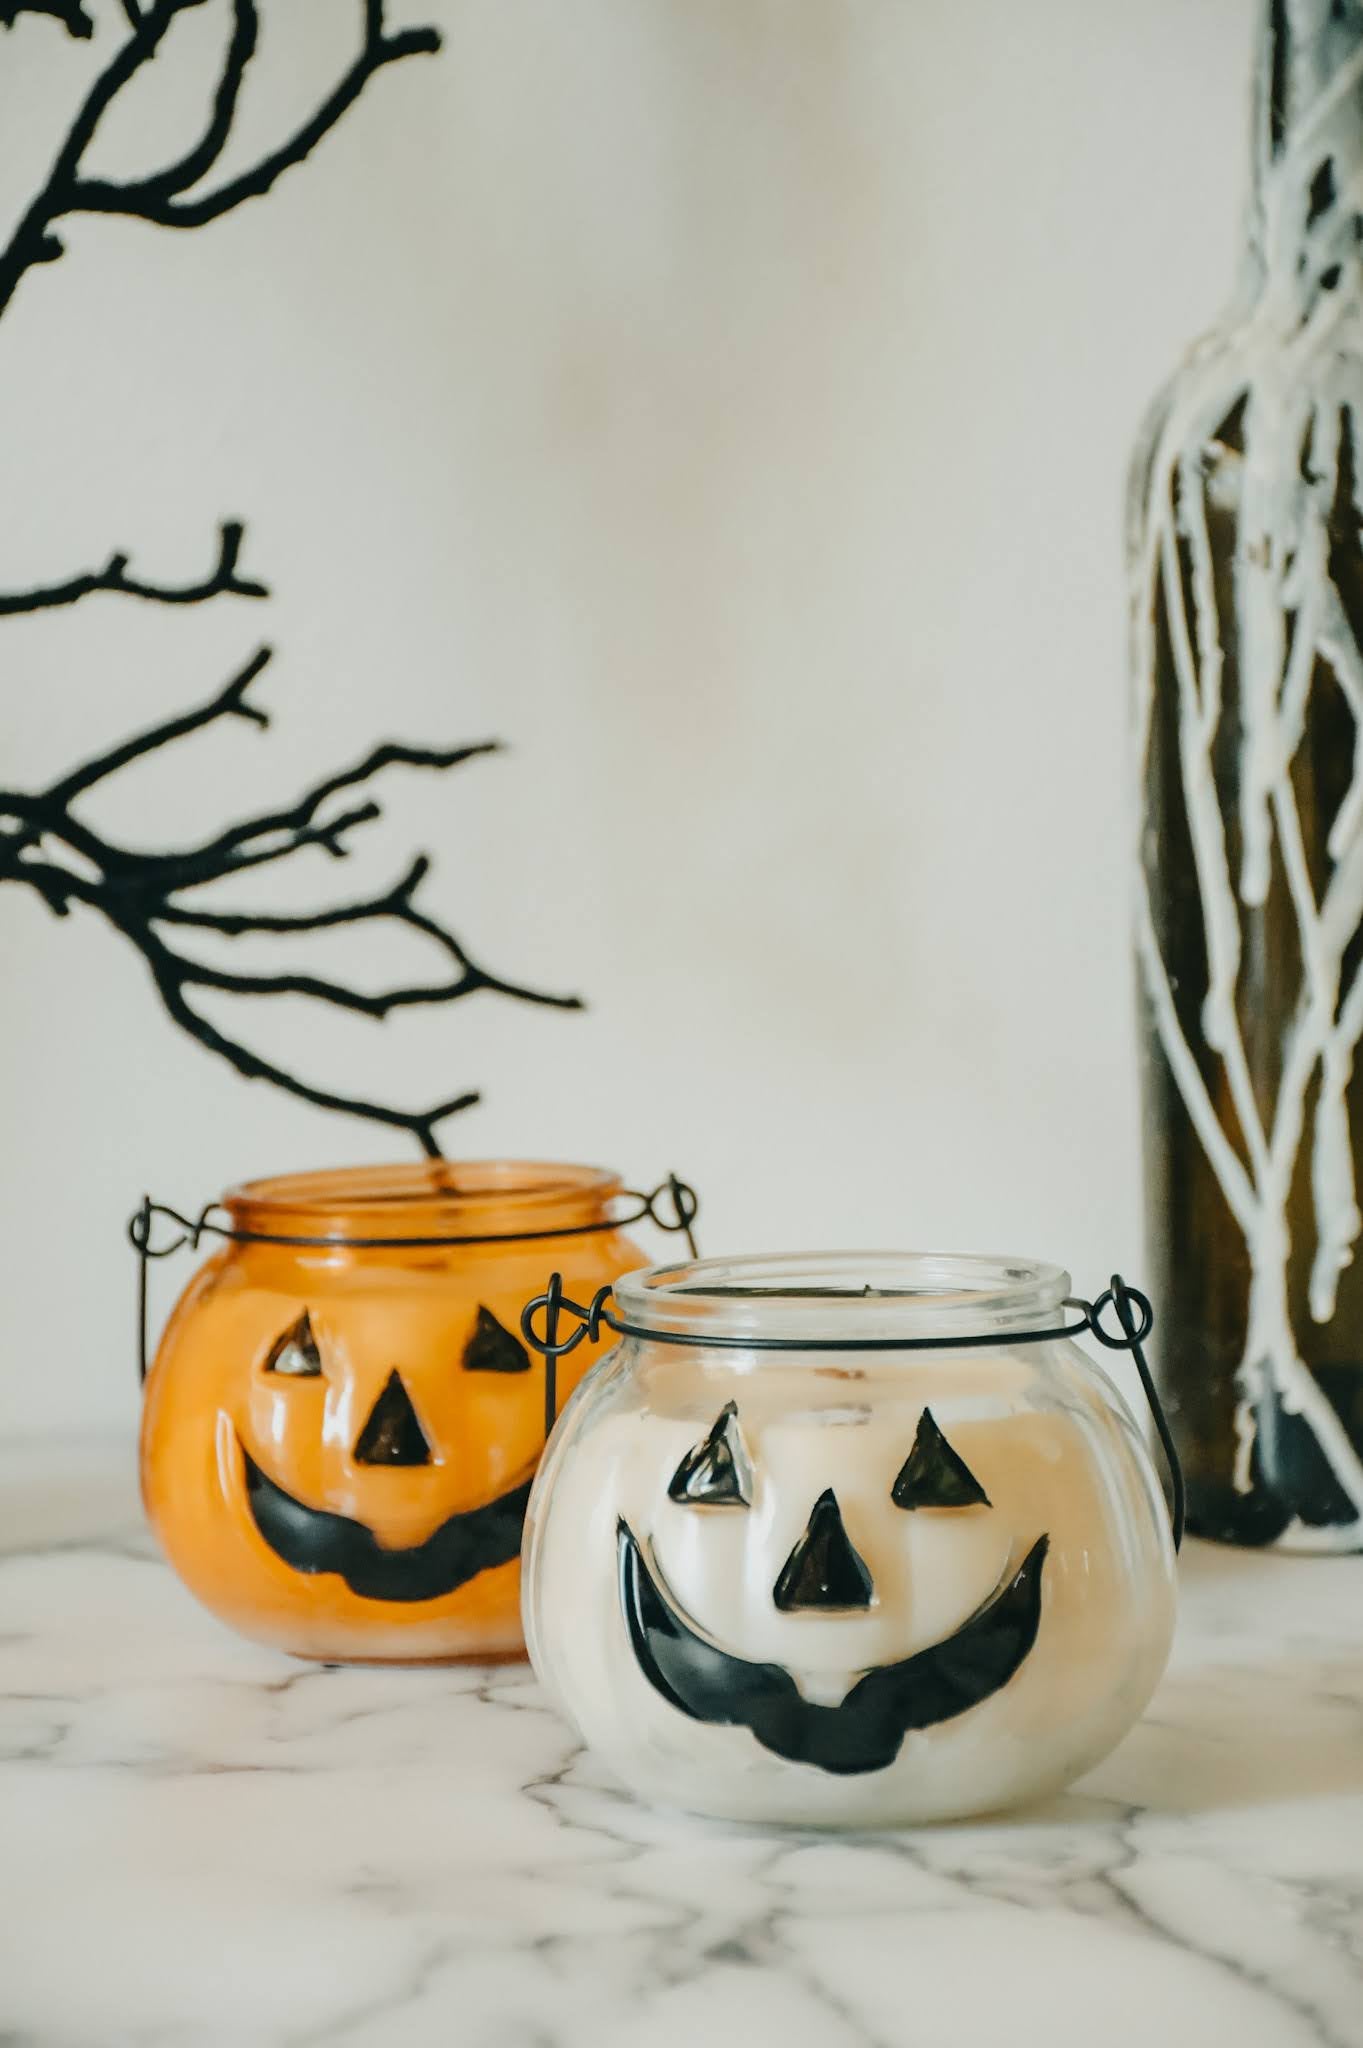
xmin=135 ymin=1162 xmax=696 ymax=1665
xmin=522 ymin=1252 xmax=1181 ymax=1829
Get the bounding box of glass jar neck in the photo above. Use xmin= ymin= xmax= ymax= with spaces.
xmin=223 ymin=1160 xmax=624 ymax=1248
xmin=614 ymin=1252 xmax=1073 ymax=1348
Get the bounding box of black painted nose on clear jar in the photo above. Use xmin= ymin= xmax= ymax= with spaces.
xmin=522 ymin=1250 xmax=1178 ymax=1828
xmin=773 ymin=1489 xmax=874 ymax=1612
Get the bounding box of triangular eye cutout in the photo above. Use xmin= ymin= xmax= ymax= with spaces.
xmin=354 ymin=1371 xmax=432 ymax=1466
xmin=264 ymin=1311 xmax=322 ymax=1378
xmin=667 ymin=1401 xmax=752 ymax=1507
xmin=773 ymin=1489 xmax=874 ymax=1611
xmin=462 ymin=1306 xmax=531 ymax=1374
xmin=892 ymin=1408 xmax=991 ymax=1510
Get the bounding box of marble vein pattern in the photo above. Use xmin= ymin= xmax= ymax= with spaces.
xmin=1 ymin=1440 xmax=1361 ymax=2047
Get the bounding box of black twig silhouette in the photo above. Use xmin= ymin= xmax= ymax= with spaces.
xmin=0 ymin=1 xmax=93 ymax=36
xmin=0 ymin=643 xmax=582 ymax=1154
xmin=0 ymin=0 xmax=441 ymax=319
xmin=1 ymin=6 xmax=583 ymax=1156
xmin=0 ymin=520 xmax=268 ymax=615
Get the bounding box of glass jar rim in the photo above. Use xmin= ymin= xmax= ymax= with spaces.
xmin=613 ymin=1250 xmax=1073 ymax=1345
xmin=223 ymin=1160 xmax=624 ymax=1243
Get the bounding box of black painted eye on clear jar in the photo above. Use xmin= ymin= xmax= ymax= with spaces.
xmin=521 ymin=1251 xmax=1179 ymax=1828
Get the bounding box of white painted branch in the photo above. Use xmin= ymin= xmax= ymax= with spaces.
xmin=1134 ymin=877 xmax=1259 ymax=1238
xmin=1310 ymin=955 xmax=1363 ymax=1320
xmin=1161 ymin=486 xmax=1269 ymax=1173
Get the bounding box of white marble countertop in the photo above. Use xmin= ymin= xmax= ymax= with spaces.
xmin=2 ymin=1438 xmax=1362 ymax=2048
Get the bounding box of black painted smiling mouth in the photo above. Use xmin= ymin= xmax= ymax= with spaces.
xmin=240 ymin=1440 xmax=532 ymax=1603
xmin=618 ymin=1521 xmax=1048 ymax=1776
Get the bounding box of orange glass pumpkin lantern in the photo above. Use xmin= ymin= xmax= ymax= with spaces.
xmin=135 ymin=1162 xmax=696 ymax=1663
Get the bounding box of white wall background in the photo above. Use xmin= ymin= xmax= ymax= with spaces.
xmin=0 ymin=0 xmax=1251 ymax=1438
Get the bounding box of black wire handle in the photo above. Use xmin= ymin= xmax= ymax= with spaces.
xmin=129 ymin=1174 xmax=700 ymax=1391
xmin=521 ymin=1271 xmax=1184 ymax=1553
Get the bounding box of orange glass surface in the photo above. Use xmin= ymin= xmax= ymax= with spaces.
xmin=140 ymin=1161 xmax=646 ymax=1662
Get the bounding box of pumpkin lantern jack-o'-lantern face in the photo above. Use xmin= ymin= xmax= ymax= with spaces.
xmin=235 ymin=1305 xmax=536 ymax=1607
xmin=523 ymin=1252 xmax=1179 ymax=1828
xmin=140 ymin=1163 xmax=648 ymax=1663
xmin=617 ymin=1404 xmax=1050 ymax=1778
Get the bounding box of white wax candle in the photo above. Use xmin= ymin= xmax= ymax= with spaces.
xmin=525 ymin=1342 xmax=1175 ymax=1827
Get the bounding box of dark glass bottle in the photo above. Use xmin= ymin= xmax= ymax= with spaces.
xmin=1131 ymin=0 xmax=1363 ymax=1549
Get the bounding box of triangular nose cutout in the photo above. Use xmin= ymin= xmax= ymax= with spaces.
xmin=773 ymin=1489 xmax=874 ymax=1612
xmin=354 ymin=1371 xmax=432 ymax=1466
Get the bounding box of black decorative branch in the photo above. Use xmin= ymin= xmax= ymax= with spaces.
xmin=0 ymin=0 xmax=441 ymax=320
xmin=1 ymin=2 xmax=577 ymax=1157
xmin=0 ymin=652 xmax=582 ymax=1155
xmin=0 ymin=1 xmax=93 ymax=37
xmin=0 ymin=520 xmax=267 ymax=615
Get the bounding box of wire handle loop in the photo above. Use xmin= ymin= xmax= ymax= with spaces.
xmin=1079 ymin=1275 xmax=1184 ymax=1553
xmin=519 ymin=1279 xmax=614 ymax=1359
xmin=130 ymin=1198 xmax=222 ymax=1384
xmin=647 ymin=1173 xmax=700 ymax=1258
xmin=129 ymin=1197 xmax=218 ymax=1262
xmin=521 ymin=1267 xmax=1185 ymax=1553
